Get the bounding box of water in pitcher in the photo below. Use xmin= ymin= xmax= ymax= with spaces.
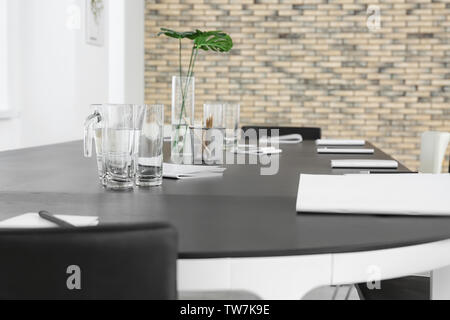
xmin=94 ymin=128 xmax=105 ymax=182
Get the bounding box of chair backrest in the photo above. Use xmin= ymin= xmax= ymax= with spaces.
xmin=0 ymin=223 xmax=178 ymax=300
xmin=419 ymin=131 xmax=450 ymax=174
xmin=241 ymin=126 xmax=322 ymax=141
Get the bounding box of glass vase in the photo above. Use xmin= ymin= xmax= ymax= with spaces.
xmin=171 ymin=76 xmax=195 ymax=164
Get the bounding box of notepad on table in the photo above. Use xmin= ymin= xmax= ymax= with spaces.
xmin=163 ymin=163 xmax=226 ymax=180
xmin=260 ymin=134 xmax=303 ymax=145
xmin=316 ymin=139 xmax=366 ymax=146
xmin=296 ymin=174 xmax=450 ymax=216
xmin=318 ymin=148 xmax=375 ymax=154
xmin=331 ymin=159 xmax=398 ymax=169
xmin=0 ymin=213 xmax=99 ymax=229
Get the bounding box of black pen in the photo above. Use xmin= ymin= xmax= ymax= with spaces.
xmin=38 ymin=211 xmax=76 ymax=228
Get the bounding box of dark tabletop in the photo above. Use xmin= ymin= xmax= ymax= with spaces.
xmin=0 ymin=140 xmax=449 ymax=259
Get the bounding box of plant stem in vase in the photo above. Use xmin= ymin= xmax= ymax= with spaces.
xmin=171 ymin=76 xmax=195 ymax=164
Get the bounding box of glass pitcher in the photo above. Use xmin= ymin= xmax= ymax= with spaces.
xmin=84 ymin=104 xmax=146 ymax=190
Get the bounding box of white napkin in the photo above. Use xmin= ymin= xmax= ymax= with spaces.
xmin=260 ymin=134 xmax=303 ymax=145
xmin=233 ymin=146 xmax=282 ymax=155
xmin=163 ymin=163 xmax=226 ymax=180
xmin=332 ymin=159 xmax=398 ymax=169
xmin=318 ymin=148 xmax=375 ymax=154
xmin=296 ymin=174 xmax=450 ymax=216
xmin=0 ymin=213 xmax=99 ymax=229
xmin=316 ymin=139 xmax=366 ymax=146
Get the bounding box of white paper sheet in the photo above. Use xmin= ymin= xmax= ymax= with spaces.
xmin=163 ymin=163 xmax=226 ymax=180
xmin=0 ymin=213 xmax=99 ymax=229
xmin=316 ymin=139 xmax=366 ymax=146
xmin=318 ymin=148 xmax=375 ymax=154
xmin=331 ymin=159 xmax=398 ymax=169
xmin=296 ymin=174 xmax=450 ymax=216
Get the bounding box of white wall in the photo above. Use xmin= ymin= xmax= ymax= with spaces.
xmin=109 ymin=0 xmax=144 ymax=104
xmin=0 ymin=0 xmax=144 ymax=151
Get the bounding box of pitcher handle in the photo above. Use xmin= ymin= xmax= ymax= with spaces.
xmin=84 ymin=111 xmax=101 ymax=158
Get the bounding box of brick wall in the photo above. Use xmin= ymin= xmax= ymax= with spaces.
xmin=145 ymin=0 xmax=450 ymax=171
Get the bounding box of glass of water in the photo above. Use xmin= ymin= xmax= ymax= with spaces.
xmin=136 ymin=105 xmax=164 ymax=187
xmin=223 ymin=103 xmax=240 ymax=150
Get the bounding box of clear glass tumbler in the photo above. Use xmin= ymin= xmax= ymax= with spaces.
xmin=203 ymin=103 xmax=225 ymax=164
xmin=223 ymin=103 xmax=240 ymax=150
xmin=136 ymin=104 xmax=164 ymax=187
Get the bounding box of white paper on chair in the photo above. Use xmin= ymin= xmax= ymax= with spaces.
xmin=331 ymin=159 xmax=398 ymax=169
xmin=0 ymin=213 xmax=99 ymax=229
xmin=260 ymin=134 xmax=303 ymax=145
xmin=163 ymin=163 xmax=226 ymax=180
xmin=296 ymin=174 xmax=450 ymax=216
xmin=316 ymin=139 xmax=366 ymax=146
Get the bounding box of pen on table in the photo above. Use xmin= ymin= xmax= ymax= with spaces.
xmin=38 ymin=211 xmax=76 ymax=228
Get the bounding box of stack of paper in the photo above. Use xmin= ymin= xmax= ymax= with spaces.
xmin=318 ymin=148 xmax=375 ymax=154
xmin=331 ymin=159 xmax=398 ymax=169
xmin=296 ymin=174 xmax=450 ymax=216
xmin=164 ymin=163 xmax=226 ymax=180
xmin=260 ymin=134 xmax=303 ymax=145
xmin=316 ymin=139 xmax=366 ymax=146
xmin=0 ymin=213 xmax=99 ymax=229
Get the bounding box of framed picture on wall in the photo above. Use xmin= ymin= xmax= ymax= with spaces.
xmin=86 ymin=0 xmax=105 ymax=46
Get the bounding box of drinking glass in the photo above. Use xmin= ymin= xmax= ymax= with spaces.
xmin=204 ymin=103 xmax=224 ymax=129
xmin=203 ymin=103 xmax=225 ymax=164
xmin=223 ymin=103 xmax=240 ymax=150
xmin=136 ymin=105 xmax=164 ymax=187
xmin=84 ymin=104 xmax=146 ymax=190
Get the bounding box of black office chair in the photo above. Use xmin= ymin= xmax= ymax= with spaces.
xmin=356 ymin=277 xmax=430 ymax=300
xmin=242 ymin=126 xmax=322 ymax=141
xmin=0 ymin=223 xmax=178 ymax=300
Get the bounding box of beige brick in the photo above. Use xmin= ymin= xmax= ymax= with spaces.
xmin=145 ymin=0 xmax=450 ymax=171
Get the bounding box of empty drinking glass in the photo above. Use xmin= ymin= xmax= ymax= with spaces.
xmin=84 ymin=104 xmax=146 ymax=190
xmin=223 ymin=103 xmax=240 ymax=150
xmin=136 ymin=105 xmax=164 ymax=187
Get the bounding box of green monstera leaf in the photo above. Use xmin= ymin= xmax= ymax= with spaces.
xmin=193 ymin=31 xmax=233 ymax=52
xmin=157 ymin=28 xmax=200 ymax=40
xmin=158 ymin=28 xmax=233 ymax=52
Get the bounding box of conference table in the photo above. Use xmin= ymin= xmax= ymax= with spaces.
xmin=1 ymin=140 xmax=450 ymax=300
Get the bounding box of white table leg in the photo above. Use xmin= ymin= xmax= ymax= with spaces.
xmin=431 ymin=266 xmax=450 ymax=300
